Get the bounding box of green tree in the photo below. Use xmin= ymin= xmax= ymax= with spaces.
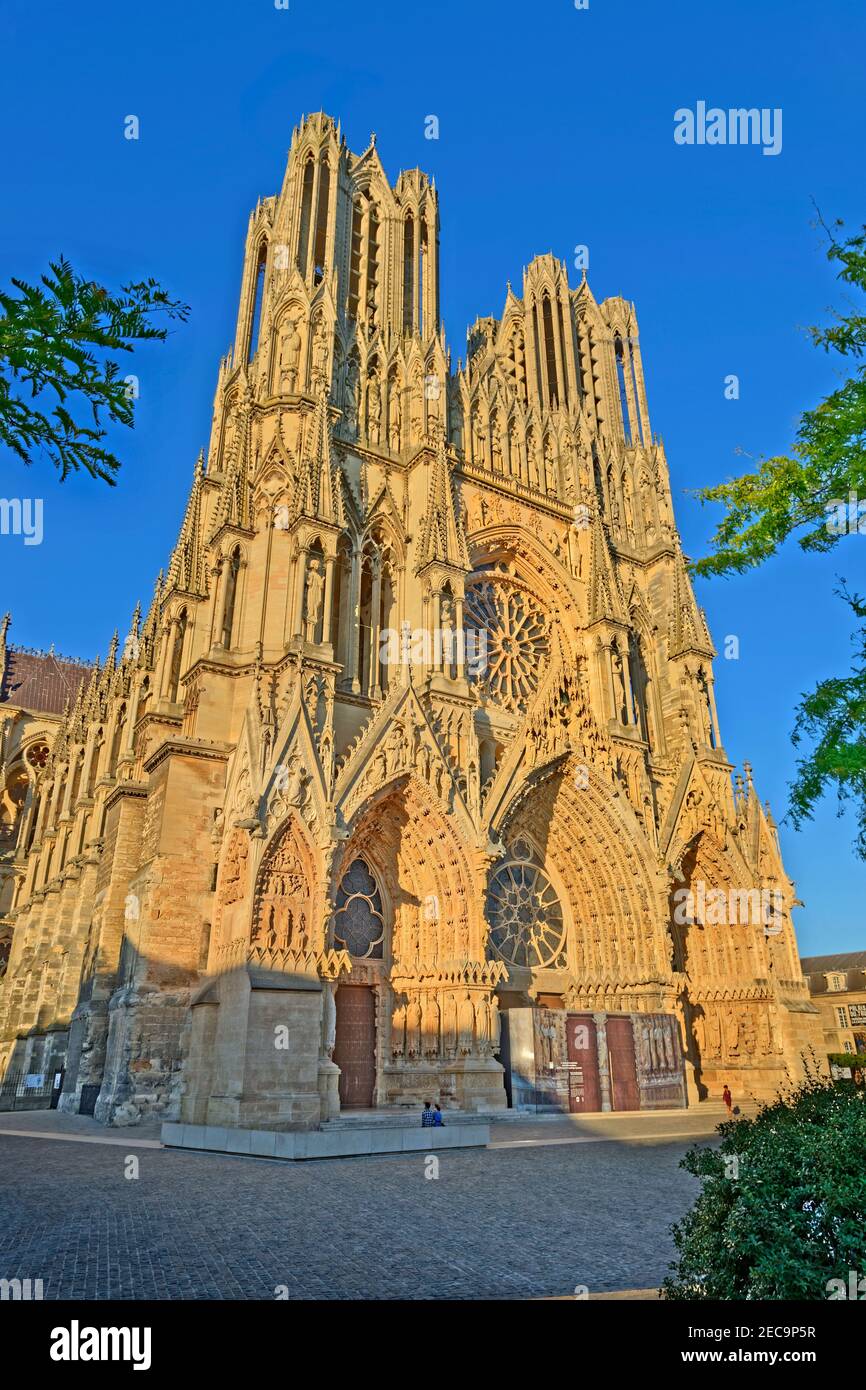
xmin=0 ymin=257 xmax=189 ymax=485
xmin=692 ymin=220 xmax=866 ymax=856
xmin=662 ymin=1075 xmax=866 ymax=1301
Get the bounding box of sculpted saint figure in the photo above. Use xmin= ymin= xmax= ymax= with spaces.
xmin=303 ymin=557 xmax=325 ymax=641
xmin=279 ymin=315 xmax=302 ymax=393
xmin=406 ymin=996 xmax=422 ymax=1057
xmin=367 ymin=378 xmax=381 ymax=444
xmin=311 ymin=317 xmax=329 ymax=384
xmin=388 ymin=386 xmax=402 ymax=451
xmin=458 ymin=991 xmax=475 ymax=1055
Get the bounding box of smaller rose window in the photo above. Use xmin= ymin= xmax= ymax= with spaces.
xmin=487 ymin=841 xmax=566 ymax=968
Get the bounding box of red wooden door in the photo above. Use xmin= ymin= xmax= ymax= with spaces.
xmin=565 ymin=1014 xmax=601 ymax=1113
xmin=607 ymin=1016 xmax=640 ymax=1111
xmin=334 ymin=985 xmax=376 ymax=1108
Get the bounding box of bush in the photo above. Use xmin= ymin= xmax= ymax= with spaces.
xmin=661 ymin=1075 xmax=866 ymax=1299
xmin=828 ymin=1052 xmax=866 ymax=1071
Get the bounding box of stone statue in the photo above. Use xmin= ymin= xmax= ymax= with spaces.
xmin=367 ymin=377 xmax=381 ymax=444
xmin=311 ymin=316 xmax=329 ymax=384
xmin=279 ymin=315 xmax=302 ymax=393
xmin=406 ymin=996 xmax=422 ymax=1057
xmin=458 ymin=991 xmax=475 ymax=1055
xmin=388 ymin=386 xmax=402 ymax=451
xmin=303 ymin=557 xmax=325 ymax=641
xmin=343 ymin=364 xmax=360 ymax=435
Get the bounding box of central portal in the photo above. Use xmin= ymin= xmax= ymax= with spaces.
xmin=334 ymin=984 xmax=376 ymax=1108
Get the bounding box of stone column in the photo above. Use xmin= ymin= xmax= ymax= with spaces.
xmin=292 ymin=548 xmax=308 ymax=641
xmin=370 ymin=560 xmax=382 ymax=697
xmin=346 ymin=549 xmax=361 ymax=694
xmin=594 ymin=1012 xmax=612 ymax=1112
xmin=455 ymin=595 xmax=466 ymax=680
xmin=321 ymin=555 xmax=336 ymax=645
xmin=432 ymin=589 xmax=443 ymax=673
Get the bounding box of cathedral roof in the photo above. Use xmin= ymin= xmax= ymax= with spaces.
xmin=800 ymin=951 xmax=866 ymax=974
xmin=0 ymin=646 xmax=94 ymax=716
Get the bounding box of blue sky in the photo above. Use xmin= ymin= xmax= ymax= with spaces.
xmin=1 ymin=0 xmax=864 ymax=953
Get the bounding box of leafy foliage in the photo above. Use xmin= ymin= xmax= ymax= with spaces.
xmin=0 ymin=257 xmax=189 ymax=484
xmin=692 ymin=219 xmax=866 ymax=577
xmin=662 ymin=1073 xmax=866 ymax=1300
xmin=690 ymin=220 xmax=866 ymax=855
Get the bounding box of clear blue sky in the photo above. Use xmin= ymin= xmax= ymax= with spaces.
xmin=1 ymin=0 xmax=864 ymax=953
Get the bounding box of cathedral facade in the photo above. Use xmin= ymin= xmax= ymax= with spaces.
xmin=0 ymin=113 xmax=823 ymax=1127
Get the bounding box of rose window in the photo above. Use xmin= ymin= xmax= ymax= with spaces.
xmin=486 ymin=842 xmax=567 ymax=968
xmin=465 ymin=579 xmax=549 ymax=711
xmin=333 ymin=858 xmax=385 ymax=959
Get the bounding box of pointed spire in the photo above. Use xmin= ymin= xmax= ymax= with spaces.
xmin=167 ymin=454 xmax=208 ymax=597
xmin=587 ymin=505 xmax=627 ymax=625
xmin=290 ymin=384 xmax=341 ymax=525
xmin=668 ymin=540 xmax=715 ymax=658
xmin=417 ymin=425 xmax=470 ymax=571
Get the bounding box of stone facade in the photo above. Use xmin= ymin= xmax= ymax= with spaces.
xmin=801 ymin=952 xmax=866 ymax=1059
xmin=0 ymin=112 xmax=823 ymax=1127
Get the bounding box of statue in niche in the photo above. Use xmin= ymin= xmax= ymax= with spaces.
xmin=385 ymin=723 xmax=404 ymax=776
xmin=406 ymin=996 xmax=422 ymax=1057
xmin=343 ymin=362 xmax=360 ymax=436
xmin=323 ymin=984 xmax=337 ymax=1060
xmin=311 ymin=316 xmax=329 ymax=384
xmin=388 ymin=385 xmax=402 ymax=451
xmin=391 ymin=1003 xmax=406 ymax=1057
xmin=442 ymin=992 xmax=458 ymax=1055
xmin=422 ymin=996 xmax=440 ymax=1058
xmin=706 ymin=1009 xmax=722 ymax=1058
xmin=756 ymin=1008 xmax=771 ymax=1056
xmin=476 ymin=997 xmax=492 ymax=1049
xmin=414 ymin=740 xmax=431 ymax=781
xmin=367 ymin=377 xmax=382 ymax=444
xmin=544 ymin=444 xmax=557 ymax=494
xmin=611 ymin=647 xmax=628 ymax=723
xmin=303 ymin=558 xmax=325 ymax=641
xmin=492 ymin=432 xmax=503 ymax=473
xmin=458 ymin=991 xmax=475 ymax=1055
xmin=724 ymin=1008 xmax=740 ymax=1056
xmin=623 ymin=479 xmax=635 ymax=540
xmin=474 ymin=412 xmax=486 ymax=467
xmin=279 ymin=315 xmax=302 ymax=393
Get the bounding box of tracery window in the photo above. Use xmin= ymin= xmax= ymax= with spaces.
xmin=465 ymin=577 xmax=549 ymax=712
xmin=486 ymin=839 xmax=567 ymax=968
xmin=333 ymin=858 xmax=385 ymax=959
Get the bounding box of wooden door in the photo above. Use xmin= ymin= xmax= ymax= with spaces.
xmin=607 ymin=1016 xmax=640 ymax=1111
xmin=334 ymin=985 xmax=376 ymax=1108
xmin=565 ymin=1013 xmax=601 ymax=1113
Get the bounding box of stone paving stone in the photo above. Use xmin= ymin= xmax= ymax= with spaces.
xmin=0 ymin=1132 xmax=709 ymax=1299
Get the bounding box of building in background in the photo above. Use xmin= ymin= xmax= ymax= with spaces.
xmin=0 ymin=616 xmax=94 ymax=977
xmin=800 ymin=952 xmax=866 ymax=1058
xmin=0 ymin=114 xmax=824 ymax=1127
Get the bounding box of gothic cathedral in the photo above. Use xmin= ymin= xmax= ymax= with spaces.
xmin=0 ymin=114 xmax=823 ymax=1126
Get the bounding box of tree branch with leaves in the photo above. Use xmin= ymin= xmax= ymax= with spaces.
xmin=691 ymin=218 xmax=866 ymax=855
xmin=0 ymin=257 xmax=189 ymax=485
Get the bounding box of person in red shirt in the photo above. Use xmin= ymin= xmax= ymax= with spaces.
xmin=722 ymin=1084 xmax=733 ymax=1116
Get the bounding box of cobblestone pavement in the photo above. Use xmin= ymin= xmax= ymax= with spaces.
xmin=0 ymin=1122 xmax=712 ymax=1300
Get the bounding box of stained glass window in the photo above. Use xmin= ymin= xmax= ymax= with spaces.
xmin=333 ymin=858 xmax=385 ymax=959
